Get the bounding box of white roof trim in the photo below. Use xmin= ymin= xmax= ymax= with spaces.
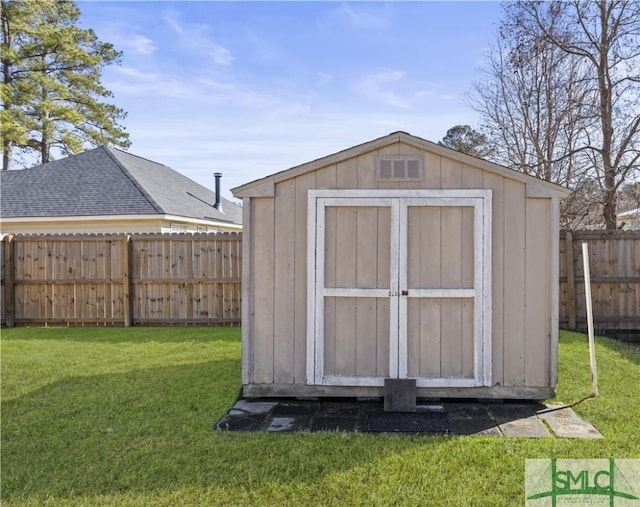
xmin=0 ymin=214 xmax=242 ymax=229
xmin=232 ymin=131 xmax=571 ymax=198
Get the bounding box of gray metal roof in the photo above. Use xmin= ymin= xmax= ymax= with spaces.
xmin=0 ymin=146 xmax=242 ymax=225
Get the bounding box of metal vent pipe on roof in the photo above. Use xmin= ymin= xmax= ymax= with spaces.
xmin=214 ymin=172 xmax=222 ymax=212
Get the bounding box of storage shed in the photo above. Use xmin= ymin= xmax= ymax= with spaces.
xmin=232 ymin=132 xmax=570 ymax=400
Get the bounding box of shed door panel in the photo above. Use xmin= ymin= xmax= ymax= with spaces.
xmin=405 ymin=205 xmax=475 ymax=380
xmin=324 ymin=297 xmax=390 ymax=378
xmin=406 ymin=298 xmax=475 ymax=379
xmin=323 ymin=206 xmax=392 ymax=380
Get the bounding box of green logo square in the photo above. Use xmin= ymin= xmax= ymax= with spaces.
xmin=526 ymin=459 xmax=640 ymax=506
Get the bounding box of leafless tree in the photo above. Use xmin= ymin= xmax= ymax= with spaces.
xmin=469 ymin=1 xmax=640 ymax=229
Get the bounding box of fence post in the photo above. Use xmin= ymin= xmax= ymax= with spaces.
xmin=123 ymin=235 xmax=133 ymax=327
xmin=565 ymin=231 xmax=576 ymax=329
xmin=4 ymin=235 xmax=15 ymax=328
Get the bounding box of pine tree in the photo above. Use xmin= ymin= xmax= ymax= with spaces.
xmin=1 ymin=0 xmax=130 ymax=170
xmin=438 ymin=125 xmax=493 ymax=158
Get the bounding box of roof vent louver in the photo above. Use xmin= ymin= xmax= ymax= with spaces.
xmin=376 ymin=155 xmax=424 ymax=181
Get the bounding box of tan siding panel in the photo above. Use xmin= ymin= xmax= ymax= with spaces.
xmin=483 ymin=173 xmax=505 ymax=386
xmin=461 ymin=207 xmax=475 ymax=289
xmin=441 ymin=207 xmax=463 ymax=289
xmin=441 ymin=157 xmax=462 ymax=189
xmin=315 ymin=164 xmax=337 ymax=189
xmin=334 ymin=296 xmax=356 ymax=376
xmin=377 ymin=208 xmax=391 ymax=289
xmin=440 ymin=299 xmax=463 ymax=377
xmin=422 ymin=152 xmax=442 ymax=189
xmin=273 ymin=180 xmax=296 ymax=384
xmin=356 ymin=151 xmax=376 ymax=189
xmin=252 ymin=198 xmax=275 ymax=383
xmin=376 ymin=298 xmax=390 ymax=376
xmin=356 ymin=207 xmax=378 ymax=288
xmin=503 ymin=180 xmax=526 ymax=386
xmin=525 ymin=199 xmax=550 ymax=386
xmin=333 ymin=207 xmax=357 ymax=375
xmin=337 ymin=158 xmax=358 ymax=188
xmin=293 ymin=172 xmax=315 ymax=383
xmin=461 ymin=164 xmax=484 ymax=189
xmin=355 ymin=298 xmax=378 ymax=376
xmin=408 ymin=206 xmax=441 ymax=289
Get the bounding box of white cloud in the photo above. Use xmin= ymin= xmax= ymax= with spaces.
xmin=354 ymin=70 xmax=411 ymax=109
xmin=107 ymin=65 xmax=297 ymax=112
xmin=126 ymin=34 xmax=157 ymax=56
xmin=353 ymin=70 xmax=442 ymax=109
xmin=331 ymin=4 xmax=390 ymax=30
xmin=162 ymin=10 xmax=234 ymax=66
xmin=88 ymin=21 xmax=157 ymax=57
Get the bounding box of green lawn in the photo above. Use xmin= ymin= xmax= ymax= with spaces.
xmin=1 ymin=327 xmax=638 ymax=506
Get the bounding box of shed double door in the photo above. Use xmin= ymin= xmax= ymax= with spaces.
xmin=307 ymin=189 xmax=492 ymax=388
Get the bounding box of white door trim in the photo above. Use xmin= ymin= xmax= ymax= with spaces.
xmin=307 ymin=189 xmax=492 ymax=388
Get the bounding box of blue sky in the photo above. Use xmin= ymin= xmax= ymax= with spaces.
xmin=77 ymin=1 xmax=503 ymax=200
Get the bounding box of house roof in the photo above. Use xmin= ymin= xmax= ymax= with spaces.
xmin=0 ymin=146 xmax=242 ymax=225
xmin=232 ymin=131 xmax=571 ymax=199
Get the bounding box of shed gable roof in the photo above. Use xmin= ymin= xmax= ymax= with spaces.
xmin=232 ymin=131 xmax=571 ymax=198
xmin=1 ymin=147 xmax=242 ymax=225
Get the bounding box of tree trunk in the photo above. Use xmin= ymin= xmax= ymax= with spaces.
xmin=2 ymin=141 xmax=11 ymax=171
xmin=603 ymin=188 xmax=617 ymax=230
xmin=40 ymin=137 xmax=50 ymax=164
xmin=2 ymin=55 xmax=12 ymax=170
xmin=597 ymin=0 xmax=616 ymax=230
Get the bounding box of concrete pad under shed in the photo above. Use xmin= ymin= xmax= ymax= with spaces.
xmin=230 ymin=400 xmax=277 ymax=415
xmin=215 ymin=399 xmax=602 ymax=438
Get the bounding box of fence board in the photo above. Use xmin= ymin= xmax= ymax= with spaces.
xmin=1 ymin=233 xmax=241 ymax=326
xmin=559 ymin=231 xmax=640 ymax=340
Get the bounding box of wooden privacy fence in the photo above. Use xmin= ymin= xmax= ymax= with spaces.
xmin=2 ymin=230 xmax=639 ymax=334
xmin=1 ymin=233 xmax=241 ymax=327
xmin=560 ymin=230 xmax=640 ymax=340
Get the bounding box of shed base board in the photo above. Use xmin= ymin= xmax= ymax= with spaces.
xmin=242 ymin=384 xmax=554 ymax=401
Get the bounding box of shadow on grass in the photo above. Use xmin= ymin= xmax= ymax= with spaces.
xmin=0 ymin=358 xmax=426 ymax=504
xmin=3 ymin=331 xmax=637 ymax=505
xmin=0 ymin=325 xmax=240 ymax=344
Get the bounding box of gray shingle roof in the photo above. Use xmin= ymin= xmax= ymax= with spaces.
xmin=0 ymin=147 xmax=242 ymax=225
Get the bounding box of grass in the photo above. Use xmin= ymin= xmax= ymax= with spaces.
xmin=1 ymin=327 xmax=639 ymax=506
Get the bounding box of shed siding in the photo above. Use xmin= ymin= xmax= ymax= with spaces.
xmin=483 ymin=173 xmax=505 ymax=387
xmin=248 ymin=141 xmax=556 ymax=394
xmin=525 ymin=198 xmax=552 ymax=386
xmin=251 ymin=197 xmax=275 ymax=383
xmin=503 ymin=179 xmax=527 ymax=387
xmin=293 ymin=172 xmax=315 ymax=384
xmin=273 ymin=179 xmax=296 ymax=384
